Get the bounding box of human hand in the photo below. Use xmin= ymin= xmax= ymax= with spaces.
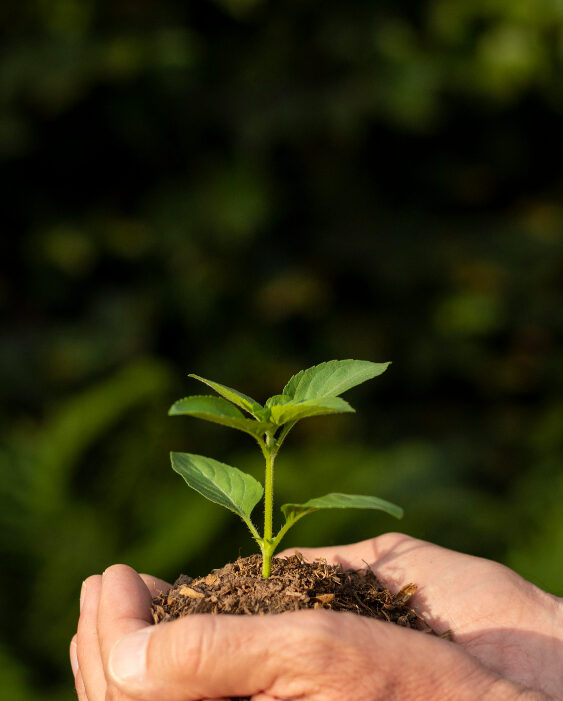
xmin=71 ymin=533 xmax=562 ymax=700
xmin=279 ymin=533 xmax=563 ymax=698
xmin=70 ymin=570 xmax=173 ymax=701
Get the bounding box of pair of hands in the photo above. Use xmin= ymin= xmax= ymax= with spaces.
xmin=70 ymin=532 xmax=563 ymax=700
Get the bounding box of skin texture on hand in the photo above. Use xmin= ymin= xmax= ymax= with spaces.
xmin=281 ymin=533 xmax=563 ymax=697
xmin=70 ymin=533 xmax=563 ymax=701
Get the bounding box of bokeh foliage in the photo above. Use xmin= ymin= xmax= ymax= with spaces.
xmin=1 ymin=0 xmax=562 ymax=698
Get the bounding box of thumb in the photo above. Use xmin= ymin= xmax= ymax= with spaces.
xmin=107 ymin=607 xmax=542 ymax=701
xmin=107 ymin=610 xmax=305 ymax=701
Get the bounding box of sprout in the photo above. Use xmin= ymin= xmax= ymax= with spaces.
xmin=169 ymin=360 xmax=403 ymax=578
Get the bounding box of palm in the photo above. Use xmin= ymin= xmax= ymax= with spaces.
xmin=280 ymin=533 xmax=563 ymax=697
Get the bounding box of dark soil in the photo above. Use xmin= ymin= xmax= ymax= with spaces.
xmin=152 ymin=553 xmax=437 ymax=630
xmin=152 ymin=554 xmax=451 ymax=701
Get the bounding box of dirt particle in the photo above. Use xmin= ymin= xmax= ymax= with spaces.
xmin=314 ymin=593 xmax=335 ymax=604
xmin=178 ymin=584 xmax=204 ymax=599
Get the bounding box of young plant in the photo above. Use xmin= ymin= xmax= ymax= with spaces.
xmin=169 ymin=359 xmax=403 ymax=577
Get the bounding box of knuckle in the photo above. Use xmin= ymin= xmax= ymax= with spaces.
xmin=184 ymin=619 xmax=209 ymax=678
xmin=277 ymin=611 xmax=375 ymax=698
xmin=157 ymin=616 xmax=217 ymax=681
xmin=287 ymin=610 xmax=342 ymax=665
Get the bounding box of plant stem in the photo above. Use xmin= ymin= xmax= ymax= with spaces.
xmin=262 ymin=435 xmax=276 ymax=577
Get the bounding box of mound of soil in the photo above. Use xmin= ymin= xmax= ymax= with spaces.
xmin=153 ymin=552 xmax=440 ymax=629
xmin=152 ymin=554 xmax=449 ymax=701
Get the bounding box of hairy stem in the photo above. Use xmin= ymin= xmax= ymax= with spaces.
xmin=262 ymin=435 xmax=277 ymax=577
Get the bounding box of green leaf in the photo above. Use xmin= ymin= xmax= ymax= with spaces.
xmin=264 ymin=394 xmax=294 ymax=409
xmin=269 ymin=396 xmax=355 ymax=426
xmin=169 ymin=395 xmax=271 ymax=437
xmin=171 ymin=452 xmax=264 ymax=526
xmin=283 ymin=359 xmax=391 ymax=400
xmin=188 ymin=374 xmax=263 ymax=415
xmin=281 ymin=492 xmax=403 ymax=530
xmin=251 ymin=394 xmax=292 ymax=421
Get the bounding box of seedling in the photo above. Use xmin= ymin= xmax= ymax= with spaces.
xmin=169 ymin=359 xmax=403 ymax=577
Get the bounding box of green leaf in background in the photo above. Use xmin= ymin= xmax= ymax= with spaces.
xmin=188 ymin=373 xmax=263 ymax=415
xmin=269 ymin=396 xmax=355 ymax=426
xmin=283 ymin=360 xmax=391 ymax=401
xmin=170 ymin=452 xmax=264 ymax=529
xmin=169 ymin=395 xmax=271 ymax=437
xmin=281 ymin=492 xmax=404 ymax=531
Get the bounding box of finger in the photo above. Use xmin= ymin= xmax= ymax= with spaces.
xmin=139 ymin=574 xmax=171 ymax=598
xmin=70 ymin=635 xmax=88 ymax=701
xmin=276 ymin=545 xmax=325 ymax=558
xmin=107 ymin=606 xmax=522 ymax=701
xmin=107 ymin=608 xmax=318 ymax=701
xmin=75 ymin=667 xmax=88 ymax=701
xmin=277 ymin=534 xmax=404 ymax=570
xmin=276 ymin=541 xmax=372 ymax=568
xmin=69 ymin=635 xmax=79 ymax=678
xmin=296 ymin=531 xmax=496 ymax=594
xmin=76 ymin=575 xmax=106 ymax=701
xmin=97 ymin=565 xmax=155 ymax=694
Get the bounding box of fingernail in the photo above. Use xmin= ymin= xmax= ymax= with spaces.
xmin=109 ymin=627 xmax=153 ymax=684
xmin=79 ymin=581 xmax=87 ymax=612
xmin=69 ymin=638 xmax=79 ymax=677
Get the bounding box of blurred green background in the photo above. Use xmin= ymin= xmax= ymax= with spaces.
xmin=1 ymin=0 xmax=562 ymax=698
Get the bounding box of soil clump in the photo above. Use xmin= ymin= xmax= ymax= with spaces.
xmin=153 ymin=552 xmax=434 ymax=627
